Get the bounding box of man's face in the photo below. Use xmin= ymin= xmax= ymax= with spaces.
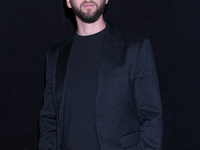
xmin=67 ymin=0 xmax=107 ymax=23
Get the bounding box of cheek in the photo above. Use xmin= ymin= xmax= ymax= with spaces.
xmin=70 ymin=0 xmax=80 ymax=8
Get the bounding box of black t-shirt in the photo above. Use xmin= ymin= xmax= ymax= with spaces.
xmin=63 ymin=29 xmax=105 ymax=150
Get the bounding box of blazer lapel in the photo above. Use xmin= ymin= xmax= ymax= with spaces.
xmin=96 ymin=23 xmax=124 ymax=106
xmin=56 ymin=39 xmax=73 ymax=104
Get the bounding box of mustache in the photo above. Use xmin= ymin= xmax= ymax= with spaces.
xmin=81 ymin=1 xmax=98 ymax=7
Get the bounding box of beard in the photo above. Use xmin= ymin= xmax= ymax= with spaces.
xmin=71 ymin=0 xmax=106 ymax=23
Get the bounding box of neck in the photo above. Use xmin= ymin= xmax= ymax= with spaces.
xmin=76 ymin=15 xmax=106 ymax=36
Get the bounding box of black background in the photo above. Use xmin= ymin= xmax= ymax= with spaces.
xmin=1 ymin=0 xmax=200 ymax=150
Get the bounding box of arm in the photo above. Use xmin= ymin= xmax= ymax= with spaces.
xmin=134 ymin=38 xmax=163 ymax=150
xmin=38 ymin=51 xmax=57 ymax=150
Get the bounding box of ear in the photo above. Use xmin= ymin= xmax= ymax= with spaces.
xmin=66 ymin=0 xmax=72 ymax=8
xmin=105 ymin=0 xmax=109 ymax=4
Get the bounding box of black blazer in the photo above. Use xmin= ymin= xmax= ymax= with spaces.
xmin=39 ymin=22 xmax=163 ymax=150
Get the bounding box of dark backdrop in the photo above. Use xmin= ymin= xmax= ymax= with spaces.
xmin=1 ymin=0 xmax=200 ymax=150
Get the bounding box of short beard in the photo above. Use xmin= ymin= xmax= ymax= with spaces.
xmin=71 ymin=1 xmax=106 ymax=23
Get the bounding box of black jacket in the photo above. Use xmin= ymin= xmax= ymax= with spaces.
xmin=39 ymin=22 xmax=163 ymax=150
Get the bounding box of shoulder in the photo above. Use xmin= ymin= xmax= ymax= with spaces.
xmin=107 ymin=23 xmax=154 ymax=63
xmin=106 ymin=22 xmax=148 ymax=47
xmin=119 ymin=27 xmax=148 ymax=46
xmin=47 ymin=35 xmax=74 ymax=58
xmin=45 ymin=34 xmax=74 ymax=68
xmin=117 ymin=27 xmax=151 ymax=52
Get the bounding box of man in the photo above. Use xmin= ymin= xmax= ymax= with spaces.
xmin=38 ymin=0 xmax=163 ymax=150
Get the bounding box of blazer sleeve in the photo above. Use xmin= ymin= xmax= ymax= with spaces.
xmin=38 ymin=50 xmax=57 ymax=150
xmin=134 ymin=38 xmax=163 ymax=150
